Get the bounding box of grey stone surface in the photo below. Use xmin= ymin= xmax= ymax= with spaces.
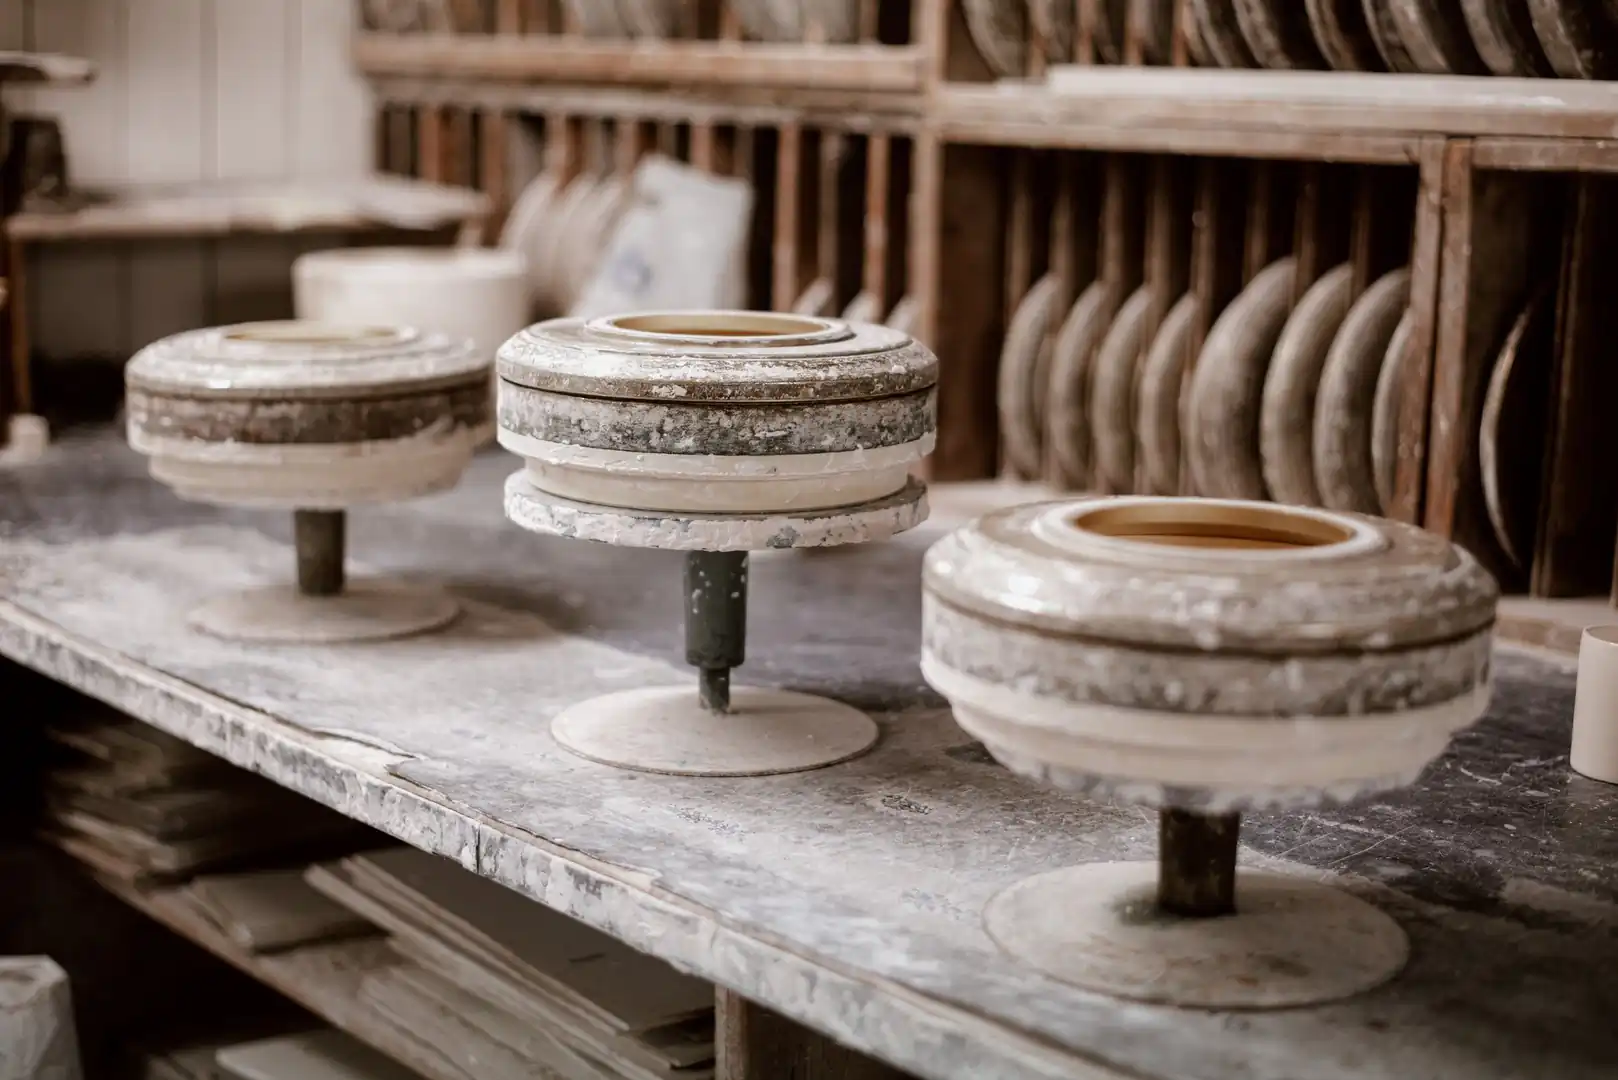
xmin=0 ymin=429 xmax=1615 ymax=1080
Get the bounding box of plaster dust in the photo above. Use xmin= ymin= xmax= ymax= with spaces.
xmin=1 ymin=435 xmax=1617 ymax=1080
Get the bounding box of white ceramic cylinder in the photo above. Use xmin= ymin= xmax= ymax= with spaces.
xmin=1572 ymin=626 xmax=1618 ymax=784
xmin=293 ymin=247 xmax=528 ymax=366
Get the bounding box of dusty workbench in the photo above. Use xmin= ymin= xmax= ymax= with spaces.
xmin=0 ymin=427 xmax=1614 ymax=1080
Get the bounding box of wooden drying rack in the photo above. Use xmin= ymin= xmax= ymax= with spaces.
xmin=355 ymin=1 xmax=1618 ymax=638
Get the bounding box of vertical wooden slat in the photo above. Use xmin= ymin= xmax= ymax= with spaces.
xmin=931 ymin=143 xmax=1008 ymax=479
xmin=1424 ymin=141 xmax=1545 ymax=580
xmin=615 ymin=117 xmax=652 ymax=174
xmin=771 ymin=122 xmax=804 ymax=311
xmin=1388 ymin=137 xmax=1447 ymax=525
xmin=418 ymin=105 xmax=447 ymax=182
xmin=497 ymin=0 xmax=524 ymax=34
xmin=481 ymin=110 xmax=511 ymax=227
xmin=863 ymin=132 xmax=892 ymax=310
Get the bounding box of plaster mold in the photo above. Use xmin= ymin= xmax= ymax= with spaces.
xmin=497 ymin=310 xmax=937 ymax=775
xmin=125 ymin=321 xmax=491 ymax=643
xmin=922 ymin=495 xmax=1498 ymax=1008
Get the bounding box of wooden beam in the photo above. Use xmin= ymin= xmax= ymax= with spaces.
xmin=353 ymin=34 xmax=925 ymax=93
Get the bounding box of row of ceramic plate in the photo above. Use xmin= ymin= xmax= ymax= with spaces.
xmin=1001 ymin=257 xmax=1551 ymax=572
xmin=998 ymin=260 xmax=1413 ymax=519
xmin=965 ymin=0 xmax=1618 ymax=79
xmin=364 ymin=0 xmax=865 ymax=42
xmin=497 ymin=169 xmax=632 ymax=317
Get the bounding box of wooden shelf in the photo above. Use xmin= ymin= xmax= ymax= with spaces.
xmin=353 ymin=32 xmax=925 ymax=95
xmin=367 ymin=77 xmax=924 ymax=131
xmin=6 ymin=177 xmax=489 ymax=244
xmin=3 ymin=433 xmax=1615 ymax=1080
xmin=938 ymin=72 xmax=1618 ymax=160
xmin=93 ymin=877 xmax=483 ymax=1080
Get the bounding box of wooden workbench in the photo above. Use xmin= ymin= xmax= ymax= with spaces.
xmin=1 ymin=429 xmax=1614 ymax=1080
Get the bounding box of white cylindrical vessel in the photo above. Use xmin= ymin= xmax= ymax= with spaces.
xmin=497 ymin=310 xmax=936 ymax=775
xmin=125 ymin=320 xmax=492 ymax=643
xmin=1572 ymin=626 xmax=1618 ymax=784
xmin=922 ymin=496 xmax=1499 ymax=1009
xmin=293 ymin=247 xmax=528 ymax=369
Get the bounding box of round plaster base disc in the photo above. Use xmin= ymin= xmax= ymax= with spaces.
xmin=188 ymin=581 xmax=460 ymax=644
xmin=504 ymin=471 xmax=928 ymax=551
xmin=550 ymin=685 xmax=879 ymax=776
xmin=984 ymin=861 xmax=1409 ymax=1009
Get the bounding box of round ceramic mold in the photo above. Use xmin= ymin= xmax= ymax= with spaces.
xmin=498 ymin=310 xmax=937 ymax=776
xmin=126 ymin=320 xmax=492 ymax=643
xmin=921 ymin=495 xmax=1498 ymax=1009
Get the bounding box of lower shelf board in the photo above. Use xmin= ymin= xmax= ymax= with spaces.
xmin=81 ymin=871 xmax=511 ymax=1080
xmin=1497 ymin=595 xmax=1617 ymax=658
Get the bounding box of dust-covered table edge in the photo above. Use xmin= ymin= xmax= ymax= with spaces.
xmin=0 ymin=588 xmax=1115 ymax=1080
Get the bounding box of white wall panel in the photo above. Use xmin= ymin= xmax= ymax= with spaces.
xmin=11 ymin=0 xmax=373 ymax=362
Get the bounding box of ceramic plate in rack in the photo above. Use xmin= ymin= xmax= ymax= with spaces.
xmin=1371 ymin=308 xmax=1415 ymax=515
xmin=962 ymin=0 xmax=1027 ymax=77
xmin=1306 ymin=0 xmax=1385 ymax=69
xmin=1187 ymin=258 xmax=1295 ymax=499
xmin=997 ymin=274 xmax=1062 ymax=480
xmin=561 ymin=175 xmax=631 ymax=313
xmin=617 ymin=0 xmax=679 ymax=37
xmin=1028 ymin=0 xmax=1078 ymax=62
xmin=793 ymin=279 xmax=837 ymax=316
xmin=1045 ymin=281 xmax=1120 ymax=488
xmin=1313 ymin=266 xmax=1409 ymax=515
xmin=561 ymin=0 xmax=630 ymax=36
xmin=533 ymin=174 xmax=599 ymax=316
xmin=1136 ymin=291 xmax=1196 ymax=495
xmin=841 ymin=291 xmax=883 ymax=324
xmin=1183 ymin=0 xmax=1217 ymax=64
xmin=732 ymin=0 xmax=795 ymax=40
xmin=1089 ymin=284 xmax=1154 ymax=493
xmin=1234 ymin=0 xmax=1329 ymax=67
xmin=1461 ymin=0 xmax=1553 ymax=75
xmin=1388 ymin=0 xmax=1488 ymax=72
xmin=498 ymin=171 xmax=560 ymax=311
xmin=1480 ymin=287 xmax=1554 ymax=571
xmin=1361 ymin=0 xmax=1426 ymax=71
xmin=1259 ymin=262 xmax=1354 ymax=507
xmin=363 ymin=0 xmax=426 ymax=31
xmin=802 ymin=0 xmax=860 ymax=43
xmin=1134 ymin=0 xmax=1179 ymax=63
xmin=886 ymin=295 xmax=919 ymax=336
xmin=1191 ymin=0 xmax=1261 ymax=66
xmin=1528 ymin=0 xmax=1618 ymax=78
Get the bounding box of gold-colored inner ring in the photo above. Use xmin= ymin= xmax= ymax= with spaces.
xmin=1071 ymin=502 xmax=1356 ymax=551
xmin=226 ymin=324 xmax=400 ymax=346
xmin=604 ymin=312 xmax=829 ymax=338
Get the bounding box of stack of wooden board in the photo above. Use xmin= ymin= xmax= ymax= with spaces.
xmin=41 ymin=706 xmax=375 ymax=885
xmin=307 ymin=847 xmax=716 ymax=1080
